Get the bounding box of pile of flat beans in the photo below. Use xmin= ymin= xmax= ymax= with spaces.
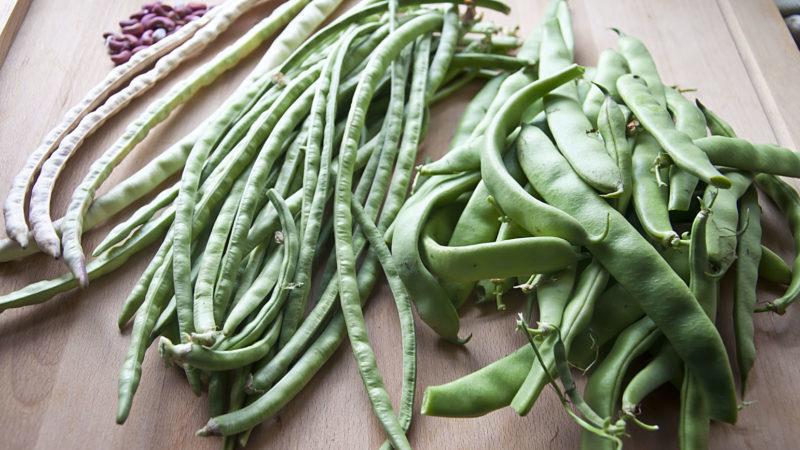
xmin=0 ymin=0 xmax=528 ymax=448
xmin=411 ymin=1 xmax=800 ymax=449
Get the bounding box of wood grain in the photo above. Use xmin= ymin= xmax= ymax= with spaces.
xmin=1 ymin=1 xmax=799 ymax=449
xmin=0 ymin=0 xmax=32 ymax=67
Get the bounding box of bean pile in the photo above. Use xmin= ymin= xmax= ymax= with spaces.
xmin=411 ymin=1 xmax=800 ymax=449
xmin=1 ymin=0 xmax=525 ymax=448
xmin=104 ymin=2 xmax=212 ymax=65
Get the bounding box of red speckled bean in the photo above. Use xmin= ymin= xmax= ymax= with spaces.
xmin=152 ymin=28 xmax=167 ymax=41
xmin=121 ymin=34 xmax=139 ymax=45
xmin=107 ymin=39 xmax=130 ymax=52
xmin=121 ymin=22 xmax=144 ymax=36
xmin=129 ymin=10 xmax=146 ymax=20
xmin=102 ymin=31 xmax=114 ymax=39
xmin=111 ymin=50 xmax=132 ymax=65
xmin=176 ymin=5 xmax=192 ymax=17
xmin=144 ymin=16 xmax=176 ymax=31
xmin=131 ymin=45 xmax=148 ymax=54
xmin=119 ymin=18 xmax=138 ymax=28
xmin=189 ymin=3 xmax=207 ymax=11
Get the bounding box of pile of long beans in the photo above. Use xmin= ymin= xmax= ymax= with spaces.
xmin=0 ymin=0 xmax=527 ymax=448
xmin=411 ymin=1 xmax=800 ymax=449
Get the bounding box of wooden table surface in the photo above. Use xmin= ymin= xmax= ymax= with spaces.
xmin=2 ymin=0 xmax=800 ymax=448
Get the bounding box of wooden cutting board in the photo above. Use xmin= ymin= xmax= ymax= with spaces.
xmin=1 ymin=0 xmax=800 ymax=448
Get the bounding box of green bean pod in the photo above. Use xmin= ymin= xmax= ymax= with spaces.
xmin=536 ymin=264 xmax=577 ymax=328
xmin=694 ymin=136 xmax=800 ymax=178
xmin=734 ymin=185 xmax=762 ymax=394
xmin=615 ymin=29 xmax=666 ymax=108
xmin=582 ymin=49 xmax=628 ymax=125
xmin=679 ymin=203 xmax=718 ymax=450
xmin=665 ymin=87 xmax=706 ymax=211
xmin=704 ymin=171 xmax=752 ymax=273
xmin=754 ymin=174 xmax=800 ymax=314
xmin=597 ymin=90 xmax=633 ymax=212
xmin=631 ymin=131 xmax=681 ymax=247
xmin=621 ymin=344 xmax=682 ymax=416
xmin=759 ymin=245 xmax=792 ymax=285
xmin=422 ymin=234 xmax=577 ymax=282
xmin=617 ymin=74 xmax=729 ymax=189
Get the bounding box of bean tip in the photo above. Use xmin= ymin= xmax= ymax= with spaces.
xmin=196 ymin=421 xmax=220 ymax=437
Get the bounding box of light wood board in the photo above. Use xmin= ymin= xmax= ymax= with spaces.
xmin=0 ymin=0 xmax=32 ymax=67
xmin=1 ymin=0 xmax=800 ymax=448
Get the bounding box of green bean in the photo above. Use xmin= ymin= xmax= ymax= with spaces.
xmin=116 ymin=241 xmax=179 ymax=424
xmin=159 ymin=315 xmax=282 ymax=371
xmin=679 ymin=201 xmax=718 ymax=450
xmin=696 ymin=99 xmax=736 ymax=137
xmin=208 ymin=372 xmax=228 ymax=420
xmin=421 ymin=343 xmax=532 ymax=417
xmin=554 ymin=0 xmax=573 ymax=57
xmin=335 ymin=15 xmax=444 ymax=449
xmin=580 ymin=317 xmax=660 ymax=450
xmin=352 ymin=199 xmax=417 ymax=444
xmin=421 ymin=233 xmax=577 ymax=282
xmin=618 ymin=74 xmax=729 ymax=189
xmin=614 ymin=29 xmax=666 ymax=108
xmin=597 ymin=89 xmax=633 ymax=212
xmin=426 ymin=6 xmax=460 ymax=98
xmin=665 ymin=87 xmax=706 ymax=211
xmin=754 ymin=174 xmax=800 ymax=314
xmin=199 ymin=255 xmax=384 ymax=436
xmin=92 ymin=183 xmax=178 ymax=256
xmin=570 ymin=245 xmax=690 ymax=369
xmin=0 ymin=211 xmax=171 ymax=312
xmin=150 ymin=297 xmax=177 ymax=342
xmin=449 ymin=53 xmax=534 ymax=72
xmin=223 ymin=245 xmax=284 ymax=336
xmin=449 ymin=75 xmax=506 ymax=149
xmin=518 ymin=124 xmax=737 ymax=423
xmin=734 ymin=185 xmax=762 ymax=395
xmin=693 ymin=136 xmax=800 ymax=178
xmin=632 ymin=131 xmax=681 ymax=247
xmin=190 ymin=170 xmax=251 ymax=343
xmin=417 ymin=6 xmax=559 ymax=176
xmin=116 ymin=231 xmax=173 ymax=329
xmin=760 ymin=245 xmax=792 ymax=285
xmin=704 ymin=171 xmax=752 ymax=273
xmin=61 ymin=5 xmax=312 ymax=283
xmin=621 ymin=344 xmax=682 ymax=417
xmin=540 ymin=19 xmax=623 ymax=195
xmin=582 ymin=49 xmax=628 ymax=125
xmin=536 ymin=264 xmax=577 ymax=328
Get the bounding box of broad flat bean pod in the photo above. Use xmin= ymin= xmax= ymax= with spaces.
xmin=617 ymin=74 xmax=730 ymax=189
xmin=421 ymin=233 xmax=577 ymax=282
xmin=540 ymin=19 xmax=623 ymax=195
xmin=517 ymin=124 xmax=737 ymax=423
